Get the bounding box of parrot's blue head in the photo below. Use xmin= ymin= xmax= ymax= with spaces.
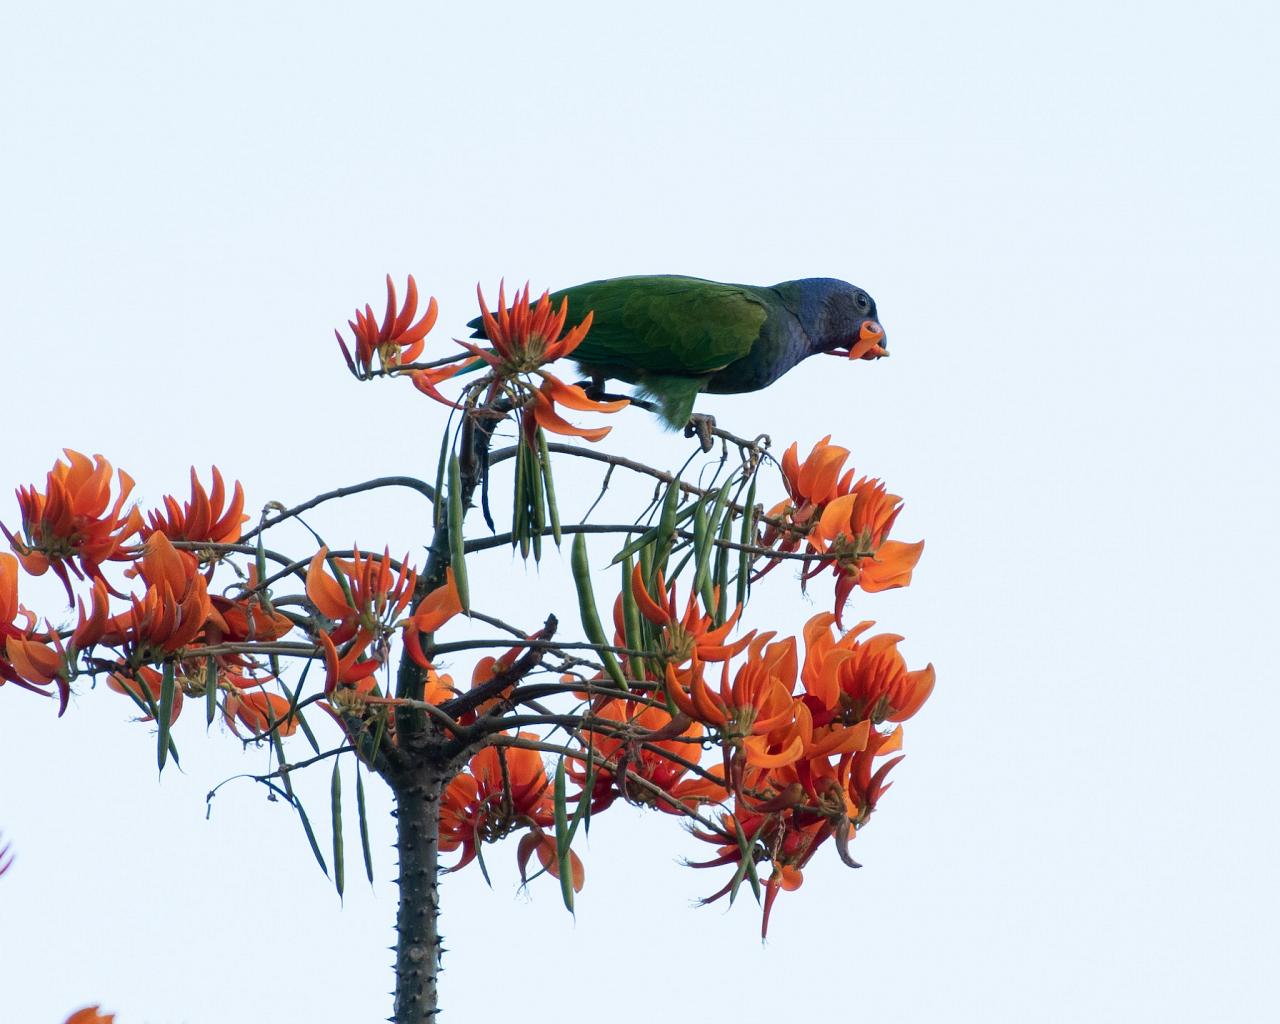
xmin=818 ymin=280 xmax=887 ymax=362
xmin=776 ymin=278 xmax=887 ymax=362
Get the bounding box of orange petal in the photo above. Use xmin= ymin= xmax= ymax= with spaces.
xmin=859 ymin=540 xmax=924 ymax=592
xmin=541 ymin=375 xmax=629 ymax=413
xmin=531 ymin=391 xmax=612 ymax=442
xmin=412 ymin=568 xmax=463 ymax=633
xmin=306 ymin=548 xmax=352 ymax=621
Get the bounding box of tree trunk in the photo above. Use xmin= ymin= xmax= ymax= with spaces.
xmin=393 ymin=770 xmax=446 ymax=1022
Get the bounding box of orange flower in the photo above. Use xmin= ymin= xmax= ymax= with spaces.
xmin=337 ymin=274 xmax=439 ymax=379
xmin=689 ymin=808 xmax=826 ymax=938
xmin=517 ymin=827 xmax=585 ymax=893
xmin=799 ymin=612 xmax=935 ymax=727
xmin=409 ymin=361 xmax=467 ymax=406
xmin=1 ymin=553 xmax=72 ymax=712
xmin=100 ymin=533 xmax=212 ymax=662
xmin=764 ymin=437 xmax=924 ymax=625
xmin=523 ymin=375 xmax=629 ymax=443
xmin=438 ymin=736 xmax=556 ymax=872
xmin=469 ymin=281 xmax=593 ymax=373
xmin=448 ymin=282 xmax=628 ymax=444
xmin=778 ymin=435 xmax=852 ymax=510
xmin=409 ymin=568 xmax=462 ymax=633
xmin=402 ymin=568 xmax=464 ymax=671
xmin=841 ymin=724 xmax=906 ymax=824
xmin=206 ymin=592 xmax=294 ymax=645
xmin=141 ymin=466 xmax=246 ymax=547
xmin=223 ymin=687 xmax=298 ymax=738
xmin=2 ymin=450 xmax=143 ymax=601
xmin=64 ymin=1008 xmax=115 ymax=1024
xmin=307 ymin=546 xmax=417 ymax=694
xmin=438 ymin=770 xmax=485 ymax=868
xmin=306 ymin=546 xmax=417 ymax=643
xmin=621 ymin=563 xmax=754 ymax=666
xmin=663 ymin=634 xmax=796 ymax=743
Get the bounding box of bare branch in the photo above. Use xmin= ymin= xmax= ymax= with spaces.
xmin=242 ymin=476 xmax=438 ymax=542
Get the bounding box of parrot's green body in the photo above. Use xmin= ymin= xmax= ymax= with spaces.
xmin=470 ymin=275 xmax=886 ymax=429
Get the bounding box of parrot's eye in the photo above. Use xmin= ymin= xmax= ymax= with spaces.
xmin=855 ymin=291 xmax=872 ymax=313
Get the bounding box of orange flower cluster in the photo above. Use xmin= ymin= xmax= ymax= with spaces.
xmin=439 ymin=737 xmax=582 ymax=891
xmin=336 ymin=274 xmax=440 ymax=379
xmin=571 ymin=698 xmax=727 ymax=814
xmin=307 ymin=546 xmax=418 ymax=695
xmin=1 ymin=450 xmax=143 ymax=601
xmin=334 ymin=277 xmax=628 ymax=444
xmin=139 ymin=466 xmax=247 ymax=548
xmin=669 ymin=610 xmax=933 ymax=936
xmin=763 ymin=437 xmax=924 ymax=625
xmin=103 ymin=533 xmax=212 ymax=663
xmin=0 ymin=454 xmax=316 ymax=745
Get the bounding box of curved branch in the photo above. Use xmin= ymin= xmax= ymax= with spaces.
xmin=241 ymin=476 xmax=437 ymax=542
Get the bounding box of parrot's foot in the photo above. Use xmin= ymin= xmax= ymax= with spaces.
xmin=685 ymin=414 xmax=717 ymax=452
xmin=579 ymin=378 xmax=652 ymax=410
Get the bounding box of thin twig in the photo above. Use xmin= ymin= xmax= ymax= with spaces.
xmin=241 ymin=476 xmax=437 ymax=543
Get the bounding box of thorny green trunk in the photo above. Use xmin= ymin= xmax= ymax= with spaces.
xmin=393 ymin=771 xmax=446 ymax=1022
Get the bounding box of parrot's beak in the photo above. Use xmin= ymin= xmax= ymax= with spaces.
xmin=851 ymin=320 xmax=888 ymax=359
xmin=829 ymin=320 xmax=888 ymax=360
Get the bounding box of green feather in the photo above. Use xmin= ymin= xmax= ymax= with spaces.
xmin=634 ymin=374 xmax=708 ymax=429
xmin=552 ymin=276 xmax=769 ymax=380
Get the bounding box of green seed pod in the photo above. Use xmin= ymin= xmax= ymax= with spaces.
xmin=736 ymin=476 xmax=758 ymax=611
xmin=571 ymin=533 xmax=627 ymax=690
xmin=538 ymin=428 xmax=562 ymax=547
xmin=447 ymin=452 xmax=470 ymax=610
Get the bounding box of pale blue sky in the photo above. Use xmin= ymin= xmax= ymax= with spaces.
xmin=2 ymin=2 xmax=1277 ymax=1021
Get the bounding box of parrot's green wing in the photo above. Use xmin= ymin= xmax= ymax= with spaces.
xmin=551 ymin=276 xmax=770 ymax=379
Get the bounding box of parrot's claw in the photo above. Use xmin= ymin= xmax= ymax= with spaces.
xmin=685 ymin=414 xmax=717 ymax=452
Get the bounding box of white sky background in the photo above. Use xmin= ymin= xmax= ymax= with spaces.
xmin=2 ymin=1 xmax=1277 ymax=1020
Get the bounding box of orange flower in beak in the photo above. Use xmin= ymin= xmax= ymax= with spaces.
xmin=850 ymin=319 xmax=887 ymax=360
xmin=828 ymin=320 xmax=888 ymax=360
